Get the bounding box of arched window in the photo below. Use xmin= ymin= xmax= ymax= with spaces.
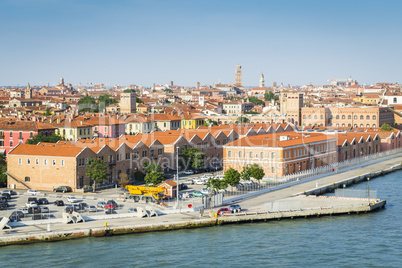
xmin=239 ymin=151 xmax=242 ymax=157
xmin=366 ymin=115 xmax=370 ymax=120
xmin=342 ymin=115 xmax=345 ymax=120
xmin=303 ymin=115 xmax=306 ymax=119
xmin=354 ymin=115 xmax=357 ymax=120
xmin=373 ymin=124 xmax=376 ymax=127
xmin=360 ymin=124 xmax=363 ymax=127
xmin=308 ymin=115 xmax=312 ymax=119
xmin=336 ymin=115 xmax=339 ymax=119
xmin=366 ymin=124 xmax=370 ymax=127
xmin=360 ymin=115 xmax=364 ymax=120
xmin=314 ymin=115 xmax=317 ymax=119
xmin=342 ymin=123 xmax=345 ymax=127
xmin=320 ymin=115 xmax=323 ymax=119
xmin=348 ymin=115 xmax=352 ymax=120
xmin=271 ymin=152 xmax=276 ymax=158
xmin=373 ymin=115 xmax=376 ymax=120
xmin=249 ymin=152 xmax=253 ymax=158
xmin=260 ymin=152 xmax=264 ymax=158
xmin=228 ymin=151 xmax=232 ymax=157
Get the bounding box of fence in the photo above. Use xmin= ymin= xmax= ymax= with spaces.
xmin=335 ymin=189 xmax=377 ymax=199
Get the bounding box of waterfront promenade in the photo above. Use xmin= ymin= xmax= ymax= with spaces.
xmin=1 ymin=155 xmax=400 ymax=246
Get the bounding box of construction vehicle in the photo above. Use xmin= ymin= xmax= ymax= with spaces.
xmin=125 ymin=185 xmax=165 ymax=203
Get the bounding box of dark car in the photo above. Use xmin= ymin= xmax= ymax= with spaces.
xmin=78 ymin=203 xmax=89 ymax=211
xmin=53 ymin=186 xmax=72 ymax=193
xmin=53 ymin=200 xmax=64 ymax=206
xmin=38 ymin=198 xmax=49 ymax=205
xmin=0 ymin=196 xmax=8 ymax=202
xmin=11 ymin=210 xmax=25 ymax=218
xmin=32 ymin=214 xmax=49 ymax=220
xmin=28 ymin=197 xmax=38 ymax=203
xmin=1 ymin=193 xmax=11 ymax=200
xmin=105 ymin=209 xmax=117 ymax=214
xmin=107 ymin=200 xmax=118 ymax=207
xmin=0 ymin=203 xmax=7 ymax=210
xmin=179 ymin=183 xmax=188 ymax=190
xmin=28 ymin=207 xmax=41 ymax=214
xmin=9 ymin=215 xmax=21 ymax=222
xmin=0 ymin=200 xmax=9 ymax=207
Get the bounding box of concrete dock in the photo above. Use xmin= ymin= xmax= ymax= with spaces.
xmin=1 ymin=156 xmax=400 ymax=247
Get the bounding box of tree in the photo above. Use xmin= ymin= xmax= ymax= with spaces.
xmin=143 ymin=162 xmax=164 ymax=186
xmin=98 ymin=94 xmax=118 ymax=111
xmin=85 ymin=158 xmax=108 ymax=192
xmin=136 ymin=98 xmax=144 ymax=104
xmin=0 ymin=153 xmax=7 ymax=184
xmin=44 ymin=107 xmax=52 ymax=116
xmin=264 ymin=92 xmax=279 ymax=101
xmin=123 ymin=88 xmax=138 ymax=93
xmin=180 ymin=147 xmax=205 ymax=170
xmin=26 ymin=132 xmax=64 ymax=144
xmin=224 ymin=168 xmax=241 ymax=190
xmin=134 ymin=170 xmax=145 ymax=181
xmin=117 ymin=173 xmax=130 ymax=189
xmin=236 ymin=117 xmax=250 ymax=124
xmin=247 ymin=96 xmax=265 ymax=106
xmin=78 ymin=95 xmax=98 ymax=112
xmin=380 ymin=123 xmax=394 ymax=131
xmin=249 ymin=164 xmax=265 ymax=184
xmin=163 ymin=88 xmax=173 ymax=93
xmin=240 ymin=166 xmax=251 ymax=181
xmin=206 ymin=177 xmax=228 ymax=194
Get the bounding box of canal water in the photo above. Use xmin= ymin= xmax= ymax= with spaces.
xmin=1 ymin=170 xmax=402 ymax=267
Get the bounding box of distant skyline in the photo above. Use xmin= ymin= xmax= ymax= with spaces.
xmin=1 ymin=0 xmax=401 ymax=87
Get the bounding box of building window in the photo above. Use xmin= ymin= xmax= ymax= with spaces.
xmin=44 ymin=159 xmax=47 ymax=165
xmin=35 ymin=159 xmax=39 ymax=165
xmin=360 ymin=115 xmax=364 ymax=120
xmin=18 ymin=158 xmax=22 ymax=164
xmin=239 ymin=151 xmax=242 ymax=157
xmin=10 ymin=131 xmax=13 ymax=138
xmin=158 ymin=149 xmax=162 ymax=155
xmin=52 ymin=160 xmax=56 ymax=166
xmin=25 ymin=176 xmax=30 ymax=182
xmin=249 ymin=152 xmax=253 ymax=158
xmin=342 ymin=115 xmax=345 ymax=120
xmin=61 ymin=160 xmax=65 ymax=166
xmin=105 ymin=127 xmax=107 ymax=133
xmin=348 ymin=115 xmax=352 ymax=120
xmin=260 ymin=152 xmax=264 ymax=158
xmin=354 ymin=115 xmax=357 ymax=120
xmin=373 ymin=115 xmax=376 ymax=120
xmin=228 ymin=151 xmax=232 ymax=157
xmin=27 ymin=158 xmax=31 ymax=165
xmin=30 ymin=132 xmax=33 ymax=138
xmin=133 ymin=152 xmax=139 ymax=159
xmin=85 ymin=158 xmax=89 ymax=164
xmin=366 ymin=115 xmax=370 ymax=120
xmin=271 ymin=166 xmax=275 ymax=173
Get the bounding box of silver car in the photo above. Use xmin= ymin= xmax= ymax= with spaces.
xmin=87 ymin=205 xmax=97 ymax=212
xmin=40 ymin=206 xmax=50 ymax=213
xmin=97 ymin=201 xmax=107 ymax=208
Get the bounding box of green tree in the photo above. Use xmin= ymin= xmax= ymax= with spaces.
xmin=380 ymin=123 xmax=394 ymax=131
xmin=98 ymin=94 xmax=118 ymax=111
xmin=85 ymin=158 xmax=108 ymax=192
xmin=26 ymin=132 xmax=64 ymax=144
xmin=143 ymin=162 xmax=164 ymax=186
xmin=180 ymin=147 xmax=205 ymax=170
xmin=78 ymin=95 xmax=98 ymax=112
xmin=247 ymin=96 xmax=265 ymax=106
xmin=249 ymin=164 xmax=265 ymax=184
xmin=163 ymin=88 xmax=173 ymax=93
xmin=123 ymin=88 xmax=138 ymax=93
xmin=134 ymin=170 xmax=145 ymax=181
xmin=264 ymin=92 xmax=279 ymax=101
xmin=240 ymin=166 xmax=251 ymax=181
xmin=206 ymin=177 xmax=228 ymax=194
xmin=117 ymin=173 xmax=130 ymax=189
xmin=236 ymin=117 xmax=250 ymax=124
xmin=0 ymin=153 xmax=7 ymax=184
xmin=224 ymin=168 xmax=241 ymax=190
xmin=44 ymin=107 xmax=52 ymax=116
xmin=136 ymin=98 xmax=144 ymax=104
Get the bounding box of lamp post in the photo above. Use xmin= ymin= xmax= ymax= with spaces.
xmin=367 ymin=177 xmax=370 ymax=206
xmin=176 ymin=146 xmax=179 ymax=209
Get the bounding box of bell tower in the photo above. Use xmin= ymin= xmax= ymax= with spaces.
xmin=25 ymin=83 xmax=32 ymax=99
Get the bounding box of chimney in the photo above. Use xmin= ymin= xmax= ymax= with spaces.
xmin=57 ymin=117 xmax=61 ymax=124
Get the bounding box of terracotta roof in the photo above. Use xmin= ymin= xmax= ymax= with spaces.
xmin=158 ymin=180 xmax=177 ymax=187
xmin=9 ymin=143 xmax=84 ymax=157
xmin=0 ymin=119 xmax=55 ymax=130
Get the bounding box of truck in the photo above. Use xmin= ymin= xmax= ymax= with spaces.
xmin=125 ymin=185 xmax=166 ymax=202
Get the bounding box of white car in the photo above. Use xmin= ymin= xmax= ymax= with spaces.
xmin=26 ymin=201 xmax=38 ymax=208
xmin=67 ymin=196 xmax=78 ymax=203
xmin=87 ymin=205 xmax=97 ymax=212
xmin=200 ymin=188 xmax=212 ymax=195
xmin=26 ymin=189 xmax=37 ymax=196
xmin=182 ymin=170 xmax=194 ymax=175
xmin=19 ymin=208 xmax=29 ymax=214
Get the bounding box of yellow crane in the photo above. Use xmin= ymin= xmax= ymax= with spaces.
xmin=125 ymin=185 xmax=166 ymax=202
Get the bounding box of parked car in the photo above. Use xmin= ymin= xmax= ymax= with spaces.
xmin=192 ymin=191 xmax=203 ymax=197
xmin=194 ymin=178 xmax=207 ymax=185
xmin=2 ymin=190 xmax=17 ymax=195
xmin=28 ymin=206 xmax=41 ymax=214
xmin=26 ymin=189 xmax=37 ymax=196
xmin=184 ymin=179 xmax=194 ymax=185
xmin=28 ymin=197 xmax=38 ymax=203
xmin=9 ymin=215 xmax=21 ymax=222
xmin=67 ymin=196 xmax=78 ymax=203
xmin=38 ymin=198 xmax=49 ymax=205
xmin=105 ymin=209 xmax=116 ymax=214
xmin=53 ymin=200 xmax=64 ymax=206
xmin=32 ymin=214 xmax=49 ymax=220
xmin=0 ymin=199 xmax=9 ymax=206
xmin=97 ymin=201 xmax=107 ymax=208
xmin=11 ymin=210 xmax=25 ymax=218
xmin=26 ymin=201 xmax=38 ymax=208
xmin=65 ymin=204 xmax=80 ymax=213
xmin=128 ymin=207 xmax=137 ymax=213
xmin=19 ymin=208 xmax=29 ymax=214
xmin=184 ymin=192 xmax=193 ymax=198
xmin=107 ymin=200 xmax=118 ymax=207
xmin=179 ymin=183 xmax=188 ymax=190
xmin=0 ymin=204 xmax=7 ymax=210
xmin=200 ymin=188 xmax=212 ymax=195
xmin=0 ymin=196 xmax=9 ymax=202
xmin=228 ymin=204 xmax=242 ymax=213
xmin=40 ymin=206 xmax=50 ymax=213
xmin=217 ymin=208 xmax=231 ymax=215
xmin=1 ymin=193 xmax=11 ymax=200
xmin=78 ymin=203 xmax=89 ymax=211
xmin=53 ymin=186 xmax=72 ymax=193
xmin=182 ymin=170 xmax=194 ymax=175
xmin=105 ymin=204 xmax=115 ymax=210
xmin=87 ymin=205 xmax=97 ymax=212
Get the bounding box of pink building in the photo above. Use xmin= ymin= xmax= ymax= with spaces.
xmin=88 ymin=115 xmax=125 ymax=138
xmin=0 ymin=120 xmax=56 ymax=154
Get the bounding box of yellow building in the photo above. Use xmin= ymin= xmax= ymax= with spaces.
xmin=353 ymin=94 xmax=380 ymax=105
xmin=181 ymin=113 xmax=205 ymax=129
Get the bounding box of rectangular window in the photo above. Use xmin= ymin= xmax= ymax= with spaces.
xmin=30 ymin=132 xmax=33 ymax=138
xmin=158 ymin=149 xmax=162 ymax=155
xmin=10 ymin=131 xmax=13 ymax=138
xmin=10 ymin=141 xmax=13 ymax=147
xmin=105 ymin=127 xmax=107 ymax=133
xmin=52 ymin=160 xmax=56 ymax=166
xmin=85 ymin=158 xmax=89 ymax=164
xmin=44 ymin=159 xmax=47 ymax=165
xmin=61 ymin=160 xmax=65 ymax=166
xmin=18 ymin=158 xmax=22 ymax=164
xmin=25 ymin=176 xmax=30 ymax=182
xmin=19 ymin=131 xmax=22 ymax=139
xmin=35 ymin=159 xmax=39 ymax=165
xmin=27 ymin=158 xmax=31 ymax=165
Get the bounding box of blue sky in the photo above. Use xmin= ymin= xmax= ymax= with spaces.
xmin=1 ymin=0 xmax=401 ymax=87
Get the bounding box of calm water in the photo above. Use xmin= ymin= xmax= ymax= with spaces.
xmin=1 ymin=171 xmax=402 ymax=268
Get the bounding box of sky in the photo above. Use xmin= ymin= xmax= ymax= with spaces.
xmin=0 ymin=0 xmax=401 ymax=87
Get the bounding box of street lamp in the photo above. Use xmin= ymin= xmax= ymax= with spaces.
xmin=367 ymin=177 xmax=370 ymax=206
